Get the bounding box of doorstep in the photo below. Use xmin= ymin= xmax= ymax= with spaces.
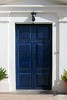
xmin=10 ymin=90 xmax=58 ymax=95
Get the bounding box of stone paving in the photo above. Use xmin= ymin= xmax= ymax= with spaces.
xmin=0 ymin=94 xmax=67 ymax=100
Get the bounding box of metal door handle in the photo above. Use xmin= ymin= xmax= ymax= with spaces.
xmin=54 ymin=51 xmax=59 ymax=55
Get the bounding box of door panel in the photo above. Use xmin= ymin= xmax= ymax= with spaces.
xmin=37 ymin=26 xmax=50 ymax=39
xmin=18 ymin=26 xmax=31 ymax=39
xmin=36 ymin=43 xmax=51 ymax=69
xmin=19 ymin=44 xmax=31 ymax=70
xmin=16 ymin=24 xmax=52 ymax=90
xmin=36 ymin=44 xmax=44 ymax=69
xmin=18 ymin=73 xmax=32 ymax=89
xmin=35 ymin=73 xmax=50 ymax=89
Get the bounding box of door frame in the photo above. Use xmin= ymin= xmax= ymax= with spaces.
xmin=8 ymin=16 xmax=58 ymax=92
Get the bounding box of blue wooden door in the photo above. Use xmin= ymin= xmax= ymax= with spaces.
xmin=16 ymin=24 xmax=52 ymax=90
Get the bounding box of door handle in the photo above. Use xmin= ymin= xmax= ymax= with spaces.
xmin=54 ymin=51 xmax=59 ymax=55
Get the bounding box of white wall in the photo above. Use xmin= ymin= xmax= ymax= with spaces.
xmin=0 ymin=22 xmax=9 ymax=92
xmin=59 ymin=19 xmax=67 ymax=93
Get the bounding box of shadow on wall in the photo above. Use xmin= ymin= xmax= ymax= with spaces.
xmin=23 ymin=13 xmax=58 ymax=23
xmin=19 ymin=13 xmax=65 ymax=24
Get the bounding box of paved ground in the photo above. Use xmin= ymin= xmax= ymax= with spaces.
xmin=0 ymin=94 xmax=67 ymax=100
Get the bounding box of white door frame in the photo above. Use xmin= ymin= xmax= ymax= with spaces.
xmin=8 ymin=14 xmax=59 ymax=92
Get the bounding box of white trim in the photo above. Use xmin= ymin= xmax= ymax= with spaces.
xmin=0 ymin=5 xmax=66 ymax=17
xmin=59 ymin=21 xmax=67 ymax=23
xmin=0 ymin=5 xmax=67 ymax=13
xmin=0 ymin=5 xmax=67 ymax=7
xmin=0 ymin=21 xmax=9 ymax=23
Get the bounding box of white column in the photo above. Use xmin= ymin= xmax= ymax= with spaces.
xmin=59 ymin=16 xmax=67 ymax=93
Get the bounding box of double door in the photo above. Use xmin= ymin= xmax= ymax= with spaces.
xmin=16 ymin=24 xmax=52 ymax=90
